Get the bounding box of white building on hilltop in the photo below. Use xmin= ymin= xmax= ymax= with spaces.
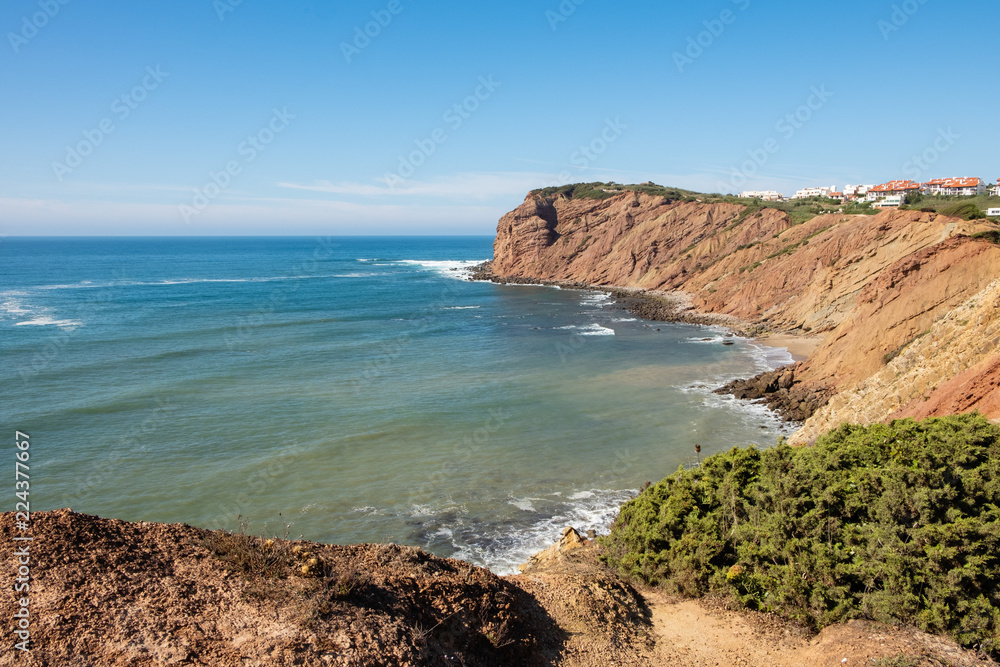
xmin=793 ymin=185 xmax=837 ymax=199
xmin=866 ymin=180 xmax=921 ymax=202
xmin=843 ymin=184 xmax=875 ymax=198
xmin=873 ymin=195 xmax=904 ymax=209
xmin=990 ymin=181 xmax=1000 ymax=197
xmin=739 ymin=190 xmax=783 ymax=201
xmin=922 ymin=177 xmax=986 ymax=196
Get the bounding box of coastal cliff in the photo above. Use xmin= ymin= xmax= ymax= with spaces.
xmin=484 ymin=187 xmax=1000 ymax=436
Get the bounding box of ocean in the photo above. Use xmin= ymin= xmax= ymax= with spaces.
xmin=0 ymin=236 xmax=793 ymax=574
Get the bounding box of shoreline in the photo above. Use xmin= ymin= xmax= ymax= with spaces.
xmin=471 ymin=261 xmax=834 ymax=423
xmin=471 ymin=261 xmax=822 ymax=358
xmin=752 ymin=334 xmax=824 ymax=362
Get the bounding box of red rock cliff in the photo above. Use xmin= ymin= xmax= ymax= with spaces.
xmin=488 ymin=190 xmax=1000 ymax=430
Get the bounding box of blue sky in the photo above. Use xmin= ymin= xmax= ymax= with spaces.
xmin=1 ymin=0 xmax=997 ymax=235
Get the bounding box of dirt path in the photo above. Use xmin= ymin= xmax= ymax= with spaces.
xmin=648 ymin=594 xmax=783 ymax=666
xmin=514 ymin=534 xmax=994 ymax=667
xmin=643 ymin=591 xmax=992 ymax=667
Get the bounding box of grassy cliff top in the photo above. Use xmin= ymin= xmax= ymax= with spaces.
xmin=529 ymin=181 xmax=702 ymax=202
xmin=529 ymin=181 xmax=870 ymax=224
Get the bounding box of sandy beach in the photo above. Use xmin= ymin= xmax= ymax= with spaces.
xmin=754 ymin=334 xmax=825 ymax=362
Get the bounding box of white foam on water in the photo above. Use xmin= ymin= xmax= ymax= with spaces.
xmin=350 ymin=506 xmax=386 ymax=516
xmin=331 ymin=273 xmax=392 ymax=279
xmin=687 ymin=386 xmax=798 ymax=436
xmin=32 ymin=274 xmax=357 ymax=290
xmin=686 ymin=335 xmax=727 ymax=344
xmin=409 ymin=501 xmax=469 ymax=519
xmin=580 ymin=292 xmax=612 ymax=307
xmin=673 ymin=333 xmax=799 ymax=435
xmin=746 ymin=340 xmax=796 ymax=370
xmin=15 ymin=317 xmax=83 ymax=328
xmin=0 ymin=293 xmax=33 ymax=319
xmin=443 ymin=306 xmax=480 ymax=310
xmin=445 ymin=488 xmax=637 ymax=575
xmin=0 ymin=290 xmax=78 ymax=328
xmin=555 ymin=323 xmax=615 ymax=336
xmin=397 ymin=259 xmax=487 ymax=280
xmin=509 ymin=498 xmax=537 ymax=512
xmin=580 ymin=323 xmax=615 ymax=336
xmin=152 ymin=275 xmax=346 ymax=286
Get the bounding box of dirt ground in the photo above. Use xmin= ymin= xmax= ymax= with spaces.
xmin=1 ymin=511 xmax=993 ymax=666
xmin=515 ymin=536 xmax=995 ymax=667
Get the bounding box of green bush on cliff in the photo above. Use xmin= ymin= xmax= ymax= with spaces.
xmin=940 ymin=202 xmax=986 ymax=220
xmin=530 ymin=182 xmax=700 ymax=202
xmin=600 ymin=414 xmax=1000 ymax=655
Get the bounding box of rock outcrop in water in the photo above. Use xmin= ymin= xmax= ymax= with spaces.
xmin=483 ymin=188 xmax=1000 ymax=436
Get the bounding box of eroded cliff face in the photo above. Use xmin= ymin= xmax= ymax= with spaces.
xmin=791 ymin=279 xmax=1000 ymax=444
xmin=489 ymin=190 xmax=1000 ymax=431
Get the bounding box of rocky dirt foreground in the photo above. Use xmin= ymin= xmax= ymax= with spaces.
xmin=2 ymin=511 xmax=993 ymax=666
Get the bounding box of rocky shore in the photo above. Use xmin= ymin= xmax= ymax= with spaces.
xmin=472 ymin=260 xmax=828 ymax=422
xmin=471 ymin=261 xmax=767 ymax=336
xmin=715 ymin=364 xmax=836 ymax=422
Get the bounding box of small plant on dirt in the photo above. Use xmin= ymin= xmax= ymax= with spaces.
xmin=873 ymin=657 xmax=920 ymax=667
xmin=199 ymin=515 xmax=294 ymax=579
xmin=484 ymin=619 xmax=514 ymax=649
xmin=331 ymin=566 xmax=365 ymax=597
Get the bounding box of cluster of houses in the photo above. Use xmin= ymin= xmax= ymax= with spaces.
xmin=740 ymin=177 xmax=1000 ymax=216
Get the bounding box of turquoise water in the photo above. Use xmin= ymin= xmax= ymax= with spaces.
xmin=0 ymin=237 xmax=792 ymax=573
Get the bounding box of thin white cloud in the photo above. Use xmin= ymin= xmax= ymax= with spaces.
xmin=0 ymin=196 xmax=506 ymax=235
xmin=278 ymin=171 xmax=563 ymax=200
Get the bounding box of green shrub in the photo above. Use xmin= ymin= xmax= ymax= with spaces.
xmin=940 ymin=202 xmax=985 ymax=220
xmin=600 ymin=414 xmax=1000 ymax=655
xmin=972 ymin=230 xmax=1000 ymax=245
xmin=530 ymin=182 xmax=700 ymax=202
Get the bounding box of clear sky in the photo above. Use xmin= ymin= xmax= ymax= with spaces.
xmin=2 ymin=0 xmax=998 ymax=235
